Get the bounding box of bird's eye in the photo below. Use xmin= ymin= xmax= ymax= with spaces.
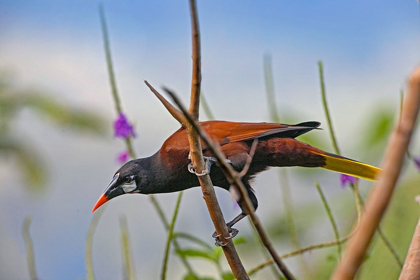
xmin=125 ymin=175 xmax=134 ymax=184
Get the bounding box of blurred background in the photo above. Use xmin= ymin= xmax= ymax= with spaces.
xmin=1 ymin=0 xmax=420 ymax=279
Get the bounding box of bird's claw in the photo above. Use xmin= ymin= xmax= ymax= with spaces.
xmin=188 ymin=156 xmax=217 ymax=177
xmin=213 ymin=226 xmax=239 ymax=247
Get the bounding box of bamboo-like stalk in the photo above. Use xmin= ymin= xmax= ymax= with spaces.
xmin=332 ymin=65 xmax=420 ymax=279
xmin=22 ymin=216 xmax=38 ymax=280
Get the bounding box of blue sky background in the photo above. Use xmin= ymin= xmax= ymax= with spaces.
xmin=1 ymin=1 xmax=420 ymax=279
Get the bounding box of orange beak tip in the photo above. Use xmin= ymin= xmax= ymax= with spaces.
xmin=92 ymin=194 xmax=109 ymax=213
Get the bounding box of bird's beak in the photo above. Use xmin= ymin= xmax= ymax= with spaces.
xmin=92 ymin=173 xmax=123 ymax=213
xmin=92 ymin=194 xmax=108 ymax=213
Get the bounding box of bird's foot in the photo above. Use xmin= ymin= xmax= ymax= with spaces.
xmin=188 ymin=156 xmax=217 ymax=177
xmin=212 ymin=226 xmax=239 ymax=247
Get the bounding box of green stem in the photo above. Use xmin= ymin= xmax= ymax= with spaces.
xmin=98 ymin=5 xmax=196 ymax=277
xmin=318 ymin=61 xmax=340 ymax=155
xmin=161 ymin=192 xmax=184 ymax=280
xmin=22 ymin=216 xmax=38 ymax=280
xmin=86 ymin=208 xmax=105 ymax=280
xmin=120 ymin=216 xmax=136 ymax=280
xmin=315 ymin=182 xmax=341 ymax=257
xmin=200 ymin=93 xmax=214 ymax=120
xmin=248 ymin=235 xmax=350 ymax=276
xmin=264 ymin=54 xmax=307 ymax=278
xmin=264 ymin=54 xmax=280 ymax=123
xmin=318 ymin=60 xmax=402 ymax=268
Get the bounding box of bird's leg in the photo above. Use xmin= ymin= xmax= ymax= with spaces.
xmin=187 ymin=154 xmax=217 ymax=176
xmin=213 ymin=184 xmax=259 ymax=246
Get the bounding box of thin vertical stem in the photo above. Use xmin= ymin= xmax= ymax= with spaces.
xmin=161 ymin=192 xmax=183 ymax=280
xmin=120 ymin=216 xmax=136 ymax=280
xmin=318 ymin=61 xmax=340 ymax=155
xmin=200 ymin=93 xmax=214 ymax=120
xmin=98 ymin=5 xmax=196 ymax=277
xmin=22 ymin=216 xmax=38 ymax=280
xmin=99 ymin=3 xmax=134 ymax=157
xmin=318 ymin=60 xmax=401 ymax=267
xmin=264 ymin=54 xmax=280 ymax=123
xmin=86 ymin=208 xmax=105 ymax=280
xmin=264 ymin=54 xmax=306 ymax=278
xmin=315 ymin=182 xmax=341 ymax=257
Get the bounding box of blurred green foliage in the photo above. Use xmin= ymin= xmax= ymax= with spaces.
xmin=176 ymin=236 xmax=246 ymax=280
xmin=0 ymin=72 xmax=106 ymax=192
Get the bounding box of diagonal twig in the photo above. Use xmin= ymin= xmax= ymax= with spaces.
xmin=145 ymin=81 xmax=186 ymax=126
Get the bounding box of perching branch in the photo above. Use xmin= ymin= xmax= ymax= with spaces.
xmin=332 ymin=65 xmax=420 ymax=279
xmin=399 ymin=215 xmax=420 ymax=279
xmin=163 ymin=87 xmax=295 ymax=280
xmin=148 ymin=0 xmax=249 ymax=278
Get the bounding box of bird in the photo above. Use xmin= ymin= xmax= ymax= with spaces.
xmin=92 ymin=120 xmax=380 ymax=242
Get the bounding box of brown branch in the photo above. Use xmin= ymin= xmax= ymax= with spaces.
xmin=164 ymin=87 xmax=295 ymax=280
xmin=188 ymin=0 xmax=201 ymax=120
xmin=184 ymin=1 xmax=248 ymax=278
xmin=144 ymin=81 xmax=186 ymax=126
xmin=399 ymin=216 xmax=420 ymax=279
xmin=332 ymin=66 xmax=420 ymax=279
xmin=146 ymin=0 xmax=248 ymax=278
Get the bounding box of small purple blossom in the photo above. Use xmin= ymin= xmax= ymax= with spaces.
xmin=117 ymin=150 xmax=130 ymax=164
xmin=114 ymin=113 xmax=135 ymax=138
xmin=414 ymin=155 xmax=420 ymax=170
xmin=340 ymin=174 xmax=357 ymax=188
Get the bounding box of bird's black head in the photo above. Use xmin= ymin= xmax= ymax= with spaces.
xmin=92 ymin=159 xmax=145 ymax=212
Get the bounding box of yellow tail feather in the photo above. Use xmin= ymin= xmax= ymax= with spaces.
xmin=313 ymin=152 xmax=381 ymax=181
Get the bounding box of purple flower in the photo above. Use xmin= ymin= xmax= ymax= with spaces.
xmin=414 ymin=155 xmax=420 ymax=170
xmin=114 ymin=113 xmax=135 ymax=138
xmin=340 ymin=174 xmax=357 ymax=188
xmin=117 ymin=151 xmax=130 ymax=164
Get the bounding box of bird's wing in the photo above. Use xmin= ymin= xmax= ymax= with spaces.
xmin=203 ymin=121 xmax=321 ymax=144
xmin=160 ymin=120 xmax=320 ymax=155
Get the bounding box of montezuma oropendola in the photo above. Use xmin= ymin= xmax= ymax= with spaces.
xmin=92 ymin=120 xmax=380 ymax=240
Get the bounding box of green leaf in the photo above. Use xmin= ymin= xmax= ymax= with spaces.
xmin=233 ymin=236 xmax=246 ymax=245
xmin=221 ymin=272 xmax=235 ymax=280
xmin=183 ymin=274 xmax=215 ymax=280
xmin=24 ymin=94 xmax=106 ymax=136
xmin=0 ymin=139 xmax=47 ymax=192
xmin=172 ymin=232 xmax=213 ymax=250
xmin=363 ymin=107 xmax=395 ymax=149
xmin=175 ymin=248 xmax=215 ymax=262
